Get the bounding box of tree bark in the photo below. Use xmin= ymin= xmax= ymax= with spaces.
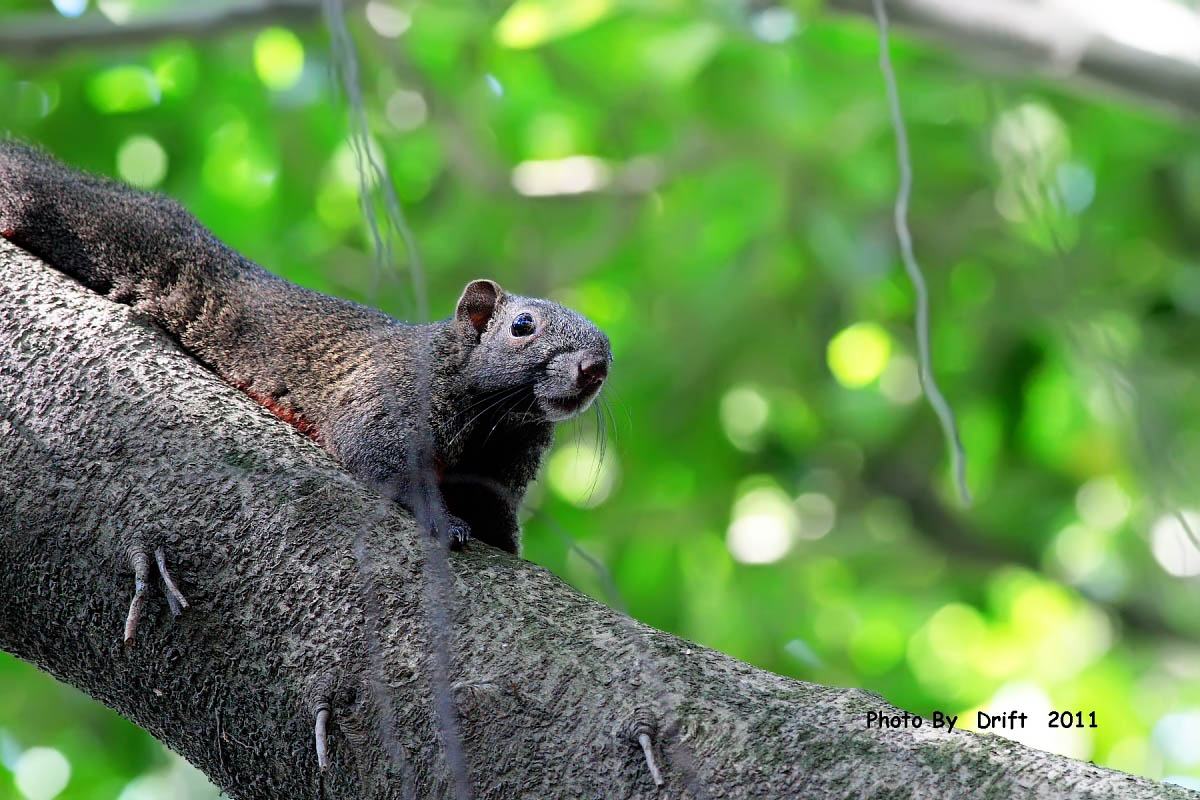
xmin=829 ymin=0 xmax=1200 ymax=117
xmin=0 ymin=237 xmax=1191 ymax=799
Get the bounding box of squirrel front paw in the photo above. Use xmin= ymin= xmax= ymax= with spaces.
xmin=444 ymin=513 xmax=471 ymax=550
xmin=423 ymin=510 xmax=471 ymax=550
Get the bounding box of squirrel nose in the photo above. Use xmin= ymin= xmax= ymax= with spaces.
xmin=577 ymin=354 xmax=608 ymax=389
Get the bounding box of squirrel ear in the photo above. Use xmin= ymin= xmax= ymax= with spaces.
xmin=455 ymin=279 xmax=505 ymax=335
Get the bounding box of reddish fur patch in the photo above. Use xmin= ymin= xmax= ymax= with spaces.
xmin=2 ymin=230 xmax=27 ymax=252
xmin=234 ymin=382 xmax=319 ymax=440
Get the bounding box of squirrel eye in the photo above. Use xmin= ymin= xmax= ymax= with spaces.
xmin=511 ymin=312 xmax=536 ymax=337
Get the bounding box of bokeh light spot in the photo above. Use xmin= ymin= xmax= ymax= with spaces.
xmin=827 ymin=322 xmax=892 ymax=388
xmin=784 ymin=638 xmax=822 ymax=669
xmin=726 ymin=483 xmax=797 ymax=564
xmin=365 ymin=1 xmax=411 ymax=38
xmin=1056 ymin=162 xmax=1096 ymax=214
xmin=14 ymin=82 xmax=53 ymax=121
xmin=1154 ymin=711 xmax=1200 ymax=766
xmin=879 ymin=354 xmax=921 ymax=404
xmin=495 ymin=0 xmax=613 ymax=49
xmin=749 ymin=6 xmax=799 ymax=43
xmin=546 ymin=442 xmax=618 ymax=508
xmin=116 ymin=135 xmax=168 ymax=188
xmin=97 ymin=0 xmax=133 ymax=24
xmin=719 ymin=385 xmax=769 ymax=452
xmin=86 ymin=66 xmax=160 ymax=114
xmin=385 ymin=90 xmax=428 ymax=132
xmin=1051 ymin=523 xmax=1108 ymax=584
xmin=253 ymin=28 xmax=305 ymax=92
xmin=512 ymin=157 xmax=611 ymax=197
xmin=726 ymin=514 xmax=791 ymax=564
xmin=794 ymin=492 xmax=835 ymax=540
xmin=1075 ymin=476 xmax=1130 ymax=531
xmin=52 ymin=0 xmax=87 ymax=17
xmin=14 ymin=747 xmax=70 ymax=800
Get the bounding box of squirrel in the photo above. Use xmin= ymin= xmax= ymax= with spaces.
xmin=0 ymin=141 xmax=611 ymax=554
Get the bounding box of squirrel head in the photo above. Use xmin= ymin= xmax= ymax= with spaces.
xmin=455 ymin=279 xmax=611 ymax=422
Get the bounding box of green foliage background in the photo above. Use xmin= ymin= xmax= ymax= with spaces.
xmin=3 ymin=0 xmax=1200 ymax=796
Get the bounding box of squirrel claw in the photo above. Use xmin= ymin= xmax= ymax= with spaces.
xmin=446 ymin=515 xmax=471 ymax=551
xmin=417 ymin=508 xmax=471 ymax=550
xmin=428 ymin=512 xmax=471 ymax=551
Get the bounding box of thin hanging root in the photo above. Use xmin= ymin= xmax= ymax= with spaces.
xmin=638 ymin=732 xmax=664 ymax=787
xmin=123 ymin=548 xmax=151 ymax=644
xmin=315 ymin=707 xmax=331 ymax=772
xmin=872 ymin=0 xmax=971 ymax=506
xmin=629 ymin=717 xmax=664 ymax=787
xmin=155 ymin=546 xmax=189 ymax=616
xmin=124 ymin=545 xmax=190 ymax=643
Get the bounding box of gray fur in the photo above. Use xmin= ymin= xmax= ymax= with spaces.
xmin=0 ymin=141 xmax=611 ymax=552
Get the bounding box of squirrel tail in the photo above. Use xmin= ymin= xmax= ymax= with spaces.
xmin=0 ymin=140 xmax=248 ymax=341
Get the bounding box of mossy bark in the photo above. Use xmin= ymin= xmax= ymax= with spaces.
xmin=0 ymin=239 xmax=1191 ymax=799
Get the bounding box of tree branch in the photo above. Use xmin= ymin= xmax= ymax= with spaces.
xmin=0 ymin=0 xmax=336 ymax=59
xmin=0 ymin=236 xmax=1191 ymax=799
xmin=828 ymin=0 xmax=1200 ymax=116
xmin=9 ymin=0 xmax=1199 ymax=122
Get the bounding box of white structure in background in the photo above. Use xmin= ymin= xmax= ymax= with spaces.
xmin=831 ymin=0 xmax=1200 ymax=115
xmin=1053 ymin=0 xmax=1200 ymax=64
